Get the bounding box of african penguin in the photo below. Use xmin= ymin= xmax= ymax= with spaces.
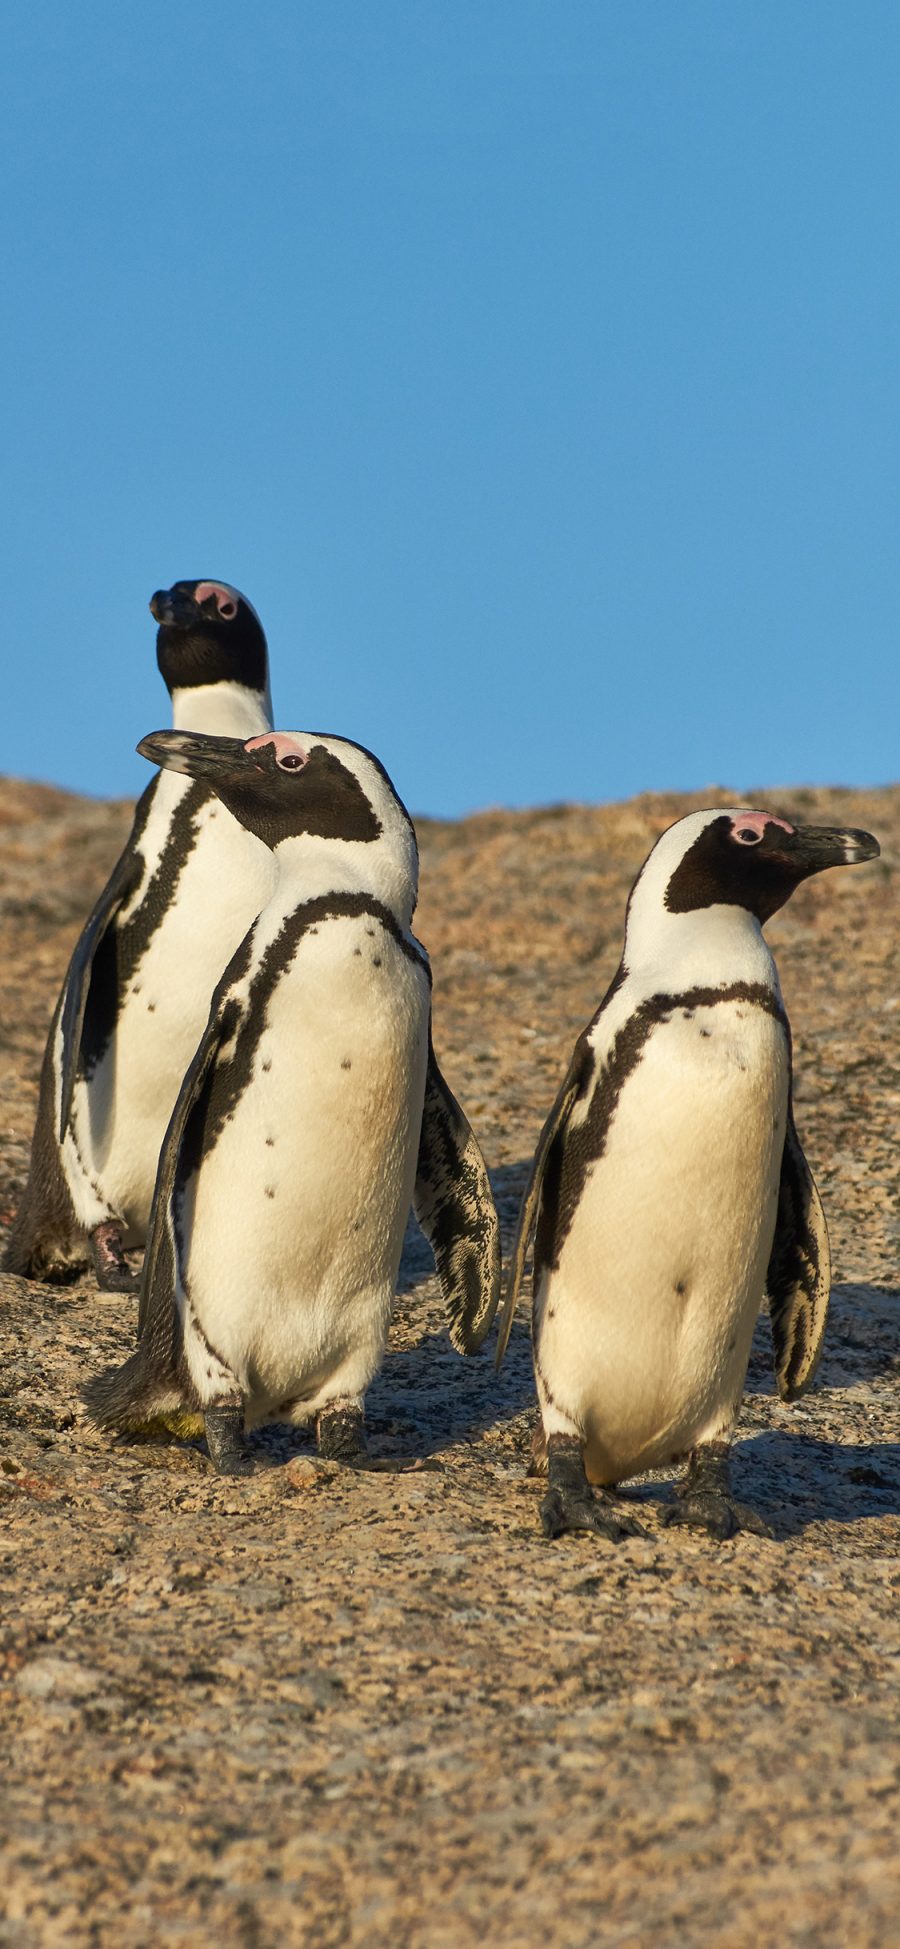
xmin=496 ymin=807 xmax=880 ymax=1541
xmin=84 ymin=727 xmax=500 ymax=1474
xmin=5 ymin=582 xmax=277 ymax=1293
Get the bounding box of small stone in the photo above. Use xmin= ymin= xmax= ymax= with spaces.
xmin=17 ymin=1656 xmax=104 ymax=1701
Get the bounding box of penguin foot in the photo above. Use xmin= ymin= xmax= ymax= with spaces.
xmin=314 ymin=1417 xmax=429 ymax=1472
xmin=90 ymin=1223 xmax=141 ymax=1294
xmin=661 ymin=1493 xmax=772 ymax=1540
xmin=316 ymin=1400 xmax=368 ymax=1466
xmin=540 ymin=1483 xmax=645 ymax=1542
xmin=541 ymin=1433 xmax=646 ymax=1542
xmin=663 ymin=1441 xmax=772 ymax=1540
xmin=204 ymin=1403 xmax=253 ymax=1477
xmin=95 ymin=1265 xmax=141 ymax=1295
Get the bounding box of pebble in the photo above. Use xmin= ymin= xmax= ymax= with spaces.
xmin=16 ymin=1657 xmax=104 ymax=1701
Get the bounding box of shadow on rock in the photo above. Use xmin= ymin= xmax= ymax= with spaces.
xmin=735 ymin=1428 xmax=900 ymax=1538
xmin=369 ymin=1317 xmax=536 ymax=1460
xmin=818 ymin=1283 xmax=900 ymax=1385
xmin=745 ymin=1283 xmax=900 ymax=1395
xmin=386 ymin=1162 xmax=536 ymax=1456
xmin=488 ymin=1159 xmax=532 ymax=1228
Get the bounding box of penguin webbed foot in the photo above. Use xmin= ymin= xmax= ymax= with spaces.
xmin=316 ymin=1400 xmax=369 ymax=1468
xmin=204 ymin=1402 xmax=254 ymax=1477
xmin=541 ymin=1483 xmax=645 ymax=1541
xmin=541 ymin=1434 xmax=646 ymax=1543
xmin=313 ymin=1403 xmax=428 ymax=1474
xmin=661 ymin=1493 xmax=771 ymax=1540
xmin=90 ymin=1222 xmax=141 ymax=1295
xmin=662 ymin=1442 xmax=773 ymax=1541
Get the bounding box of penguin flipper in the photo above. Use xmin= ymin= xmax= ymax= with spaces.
xmin=494 ymin=1034 xmax=593 ymax=1369
xmin=138 ymin=996 xmax=239 ymax=1341
xmin=58 ymin=843 xmax=144 ymax=1144
xmin=413 ymin=1025 xmax=501 ymax=1354
xmin=766 ymin=1098 xmax=831 ymax=1402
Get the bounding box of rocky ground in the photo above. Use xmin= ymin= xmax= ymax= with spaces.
xmin=0 ymin=775 xmax=898 ymax=1948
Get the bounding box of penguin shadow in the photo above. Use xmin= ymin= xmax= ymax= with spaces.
xmin=367 ymin=1316 xmax=536 ymax=1463
xmin=745 ymin=1282 xmax=900 ymax=1394
xmin=369 ymin=1161 xmax=536 ymax=1460
xmin=738 ymin=1281 xmax=900 ymax=1537
xmin=734 ymin=1430 xmax=900 ymax=1539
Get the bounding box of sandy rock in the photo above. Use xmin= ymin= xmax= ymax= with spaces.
xmin=16 ymin=1655 xmax=104 ymax=1701
xmin=282 ymin=1455 xmax=319 ymax=1490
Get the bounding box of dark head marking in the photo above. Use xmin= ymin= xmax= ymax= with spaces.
xmin=233 ymin=735 xmax=384 ymax=848
xmin=665 ymin=811 xmax=879 ymax=923
xmin=151 ymin=580 xmax=269 ymax=697
xmin=136 ymin=730 xmax=386 ymax=852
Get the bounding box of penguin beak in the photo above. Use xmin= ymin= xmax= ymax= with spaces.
xmin=149 ymin=587 xmax=199 ymax=628
xmin=136 ymin=730 xmax=263 ymax=783
xmin=783 ymin=825 xmax=881 ymax=871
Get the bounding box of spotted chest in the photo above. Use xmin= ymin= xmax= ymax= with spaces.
xmin=175 ymin=909 xmax=431 ymax=1382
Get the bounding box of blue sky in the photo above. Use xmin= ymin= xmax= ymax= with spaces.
xmin=3 ymin=3 xmax=898 ymax=816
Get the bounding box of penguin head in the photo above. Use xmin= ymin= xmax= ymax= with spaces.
xmin=151 ymin=581 xmax=269 ymax=699
xmin=137 ymin=728 xmax=419 ymax=920
xmin=661 ymin=809 xmax=879 ymax=921
xmin=624 ymin=806 xmax=880 ymax=970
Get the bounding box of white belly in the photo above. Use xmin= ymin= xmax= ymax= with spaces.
xmin=179 ymin=917 xmax=430 ymax=1421
xmin=537 ymin=999 xmax=789 ymax=1482
xmin=65 ymin=791 xmax=275 ymax=1237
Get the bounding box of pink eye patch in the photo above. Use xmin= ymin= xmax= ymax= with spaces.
xmin=729 ymin=811 xmax=794 ymax=839
xmin=245 ymin=733 xmax=307 ymax=767
xmin=194 ymin=582 xmax=239 ymax=620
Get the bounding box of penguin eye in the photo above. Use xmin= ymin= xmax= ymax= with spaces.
xmin=278 ymin=754 xmax=305 ymax=772
xmin=218 ymin=599 xmax=238 ymax=621
xmin=733 ymin=827 xmax=764 ymax=846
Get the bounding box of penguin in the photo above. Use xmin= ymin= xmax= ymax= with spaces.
xmin=5 ymin=582 xmax=277 ymax=1292
xmin=83 ymin=727 xmax=500 ymax=1473
xmin=495 ymin=807 xmax=880 ymax=1541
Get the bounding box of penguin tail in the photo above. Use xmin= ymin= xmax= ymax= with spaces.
xmin=3 ymin=1106 xmax=89 ymax=1281
xmin=82 ymin=1349 xmax=179 ymax=1433
xmin=2 ymin=1217 xmax=39 ymax=1279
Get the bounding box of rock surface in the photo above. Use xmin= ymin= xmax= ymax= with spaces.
xmin=0 ymin=775 xmax=898 ymax=1948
